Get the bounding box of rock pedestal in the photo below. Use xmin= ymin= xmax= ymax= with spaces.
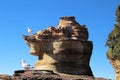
xmin=22 ymin=16 xmax=93 ymax=76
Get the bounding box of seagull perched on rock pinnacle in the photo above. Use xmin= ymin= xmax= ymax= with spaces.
xmin=27 ymin=27 xmax=32 ymax=35
xmin=21 ymin=59 xmax=32 ymax=70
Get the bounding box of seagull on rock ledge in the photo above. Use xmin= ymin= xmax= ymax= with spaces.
xmin=27 ymin=27 xmax=32 ymax=35
xmin=21 ymin=59 xmax=33 ymax=70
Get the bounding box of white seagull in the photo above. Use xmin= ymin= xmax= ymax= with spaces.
xmin=27 ymin=27 xmax=32 ymax=35
xmin=21 ymin=59 xmax=32 ymax=70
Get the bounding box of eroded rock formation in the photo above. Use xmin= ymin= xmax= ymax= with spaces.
xmin=0 ymin=72 xmax=108 ymax=80
xmin=22 ymin=16 xmax=93 ymax=76
xmin=106 ymin=5 xmax=120 ymax=80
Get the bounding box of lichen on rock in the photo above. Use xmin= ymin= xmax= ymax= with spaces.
xmin=106 ymin=5 xmax=120 ymax=80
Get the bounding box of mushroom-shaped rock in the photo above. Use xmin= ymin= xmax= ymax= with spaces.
xmin=22 ymin=16 xmax=93 ymax=76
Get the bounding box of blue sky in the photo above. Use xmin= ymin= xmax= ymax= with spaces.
xmin=0 ymin=0 xmax=120 ymax=79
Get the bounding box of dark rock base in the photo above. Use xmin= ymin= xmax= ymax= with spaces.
xmin=0 ymin=70 xmax=110 ymax=80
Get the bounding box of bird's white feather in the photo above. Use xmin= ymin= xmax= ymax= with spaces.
xmin=21 ymin=59 xmax=31 ymax=70
xmin=27 ymin=27 xmax=32 ymax=35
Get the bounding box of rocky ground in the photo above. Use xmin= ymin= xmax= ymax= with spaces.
xmin=0 ymin=70 xmax=111 ymax=80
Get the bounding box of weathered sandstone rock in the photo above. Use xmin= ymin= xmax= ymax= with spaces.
xmin=22 ymin=16 xmax=93 ymax=76
xmin=106 ymin=5 xmax=120 ymax=80
xmin=0 ymin=71 xmax=108 ymax=80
